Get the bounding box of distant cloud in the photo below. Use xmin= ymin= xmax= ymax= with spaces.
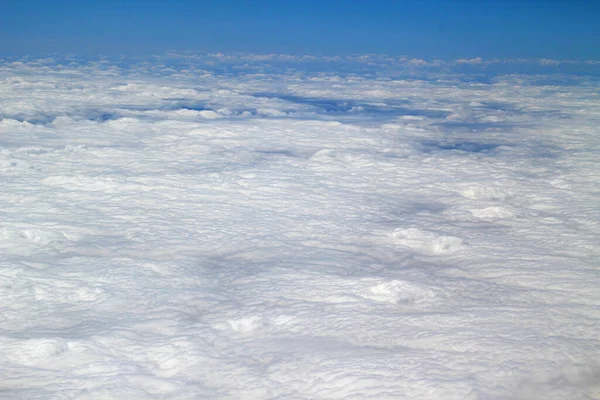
xmin=2 ymin=53 xmax=599 ymax=81
xmin=539 ymin=58 xmax=562 ymax=66
xmin=454 ymin=57 xmax=484 ymax=65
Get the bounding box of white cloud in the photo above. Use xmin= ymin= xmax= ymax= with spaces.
xmin=0 ymin=55 xmax=599 ymax=399
xmin=455 ymin=57 xmax=484 ymax=65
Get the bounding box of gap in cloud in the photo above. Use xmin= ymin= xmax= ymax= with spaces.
xmin=433 ymin=121 xmax=520 ymax=133
xmin=473 ymin=101 xmax=524 ymax=114
xmin=1 ymin=113 xmax=56 ymax=125
xmin=160 ymin=99 xmax=211 ymax=112
xmin=174 ymin=105 xmax=210 ymax=112
xmin=419 ymin=140 xmax=503 ymax=154
xmin=470 ymin=101 xmax=574 ymax=121
xmin=85 ymin=111 xmax=121 ymax=122
xmin=252 ymin=93 xmax=450 ymax=119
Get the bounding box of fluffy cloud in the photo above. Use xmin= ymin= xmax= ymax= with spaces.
xmin=1 ymin=55 xmax=599 ymax=399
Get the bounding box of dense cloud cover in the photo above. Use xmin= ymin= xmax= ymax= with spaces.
xmin=1 ymin=55 xmax=599 ymax=399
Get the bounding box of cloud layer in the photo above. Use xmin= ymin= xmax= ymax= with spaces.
xmin=1 ymin=55 xmax=599 ymax=399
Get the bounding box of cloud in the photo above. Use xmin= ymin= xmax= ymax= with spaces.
xmin=455 ymin=57 xmax=484 ymax=65
xmin=0 ymin=55 xmax=599 ymax=399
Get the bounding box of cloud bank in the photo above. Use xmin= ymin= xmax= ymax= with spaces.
xmin=1 ymin=55 xmax=599 ymax=399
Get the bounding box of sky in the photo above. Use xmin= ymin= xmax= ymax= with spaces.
xmin=1 ymin=0 xmax=599 ymax=59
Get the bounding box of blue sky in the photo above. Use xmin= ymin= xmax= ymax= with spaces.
xmin=1 ymin=0 xmax=599 ymax=59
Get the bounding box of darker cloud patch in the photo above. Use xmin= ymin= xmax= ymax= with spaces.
xmin=0 ymin=113 xmax=56 ymax=125
xmin=252 ymin=93 xmax=450 ymax=119
xmin=176 ymin=105 xmax=211 ymax=112
xmin=255 ymin=149 xmax=297 ymax=157
xmin=432 ymin=121 xmax=519 ymax=133
xmin=86 ymin=111 xmax=119 ymax=122
xmin=419 ymin=140 xmax=504 ymax=154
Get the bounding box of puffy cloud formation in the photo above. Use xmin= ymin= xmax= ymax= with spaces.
xmin=1 ymin=55 xmax=599 ymax=399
